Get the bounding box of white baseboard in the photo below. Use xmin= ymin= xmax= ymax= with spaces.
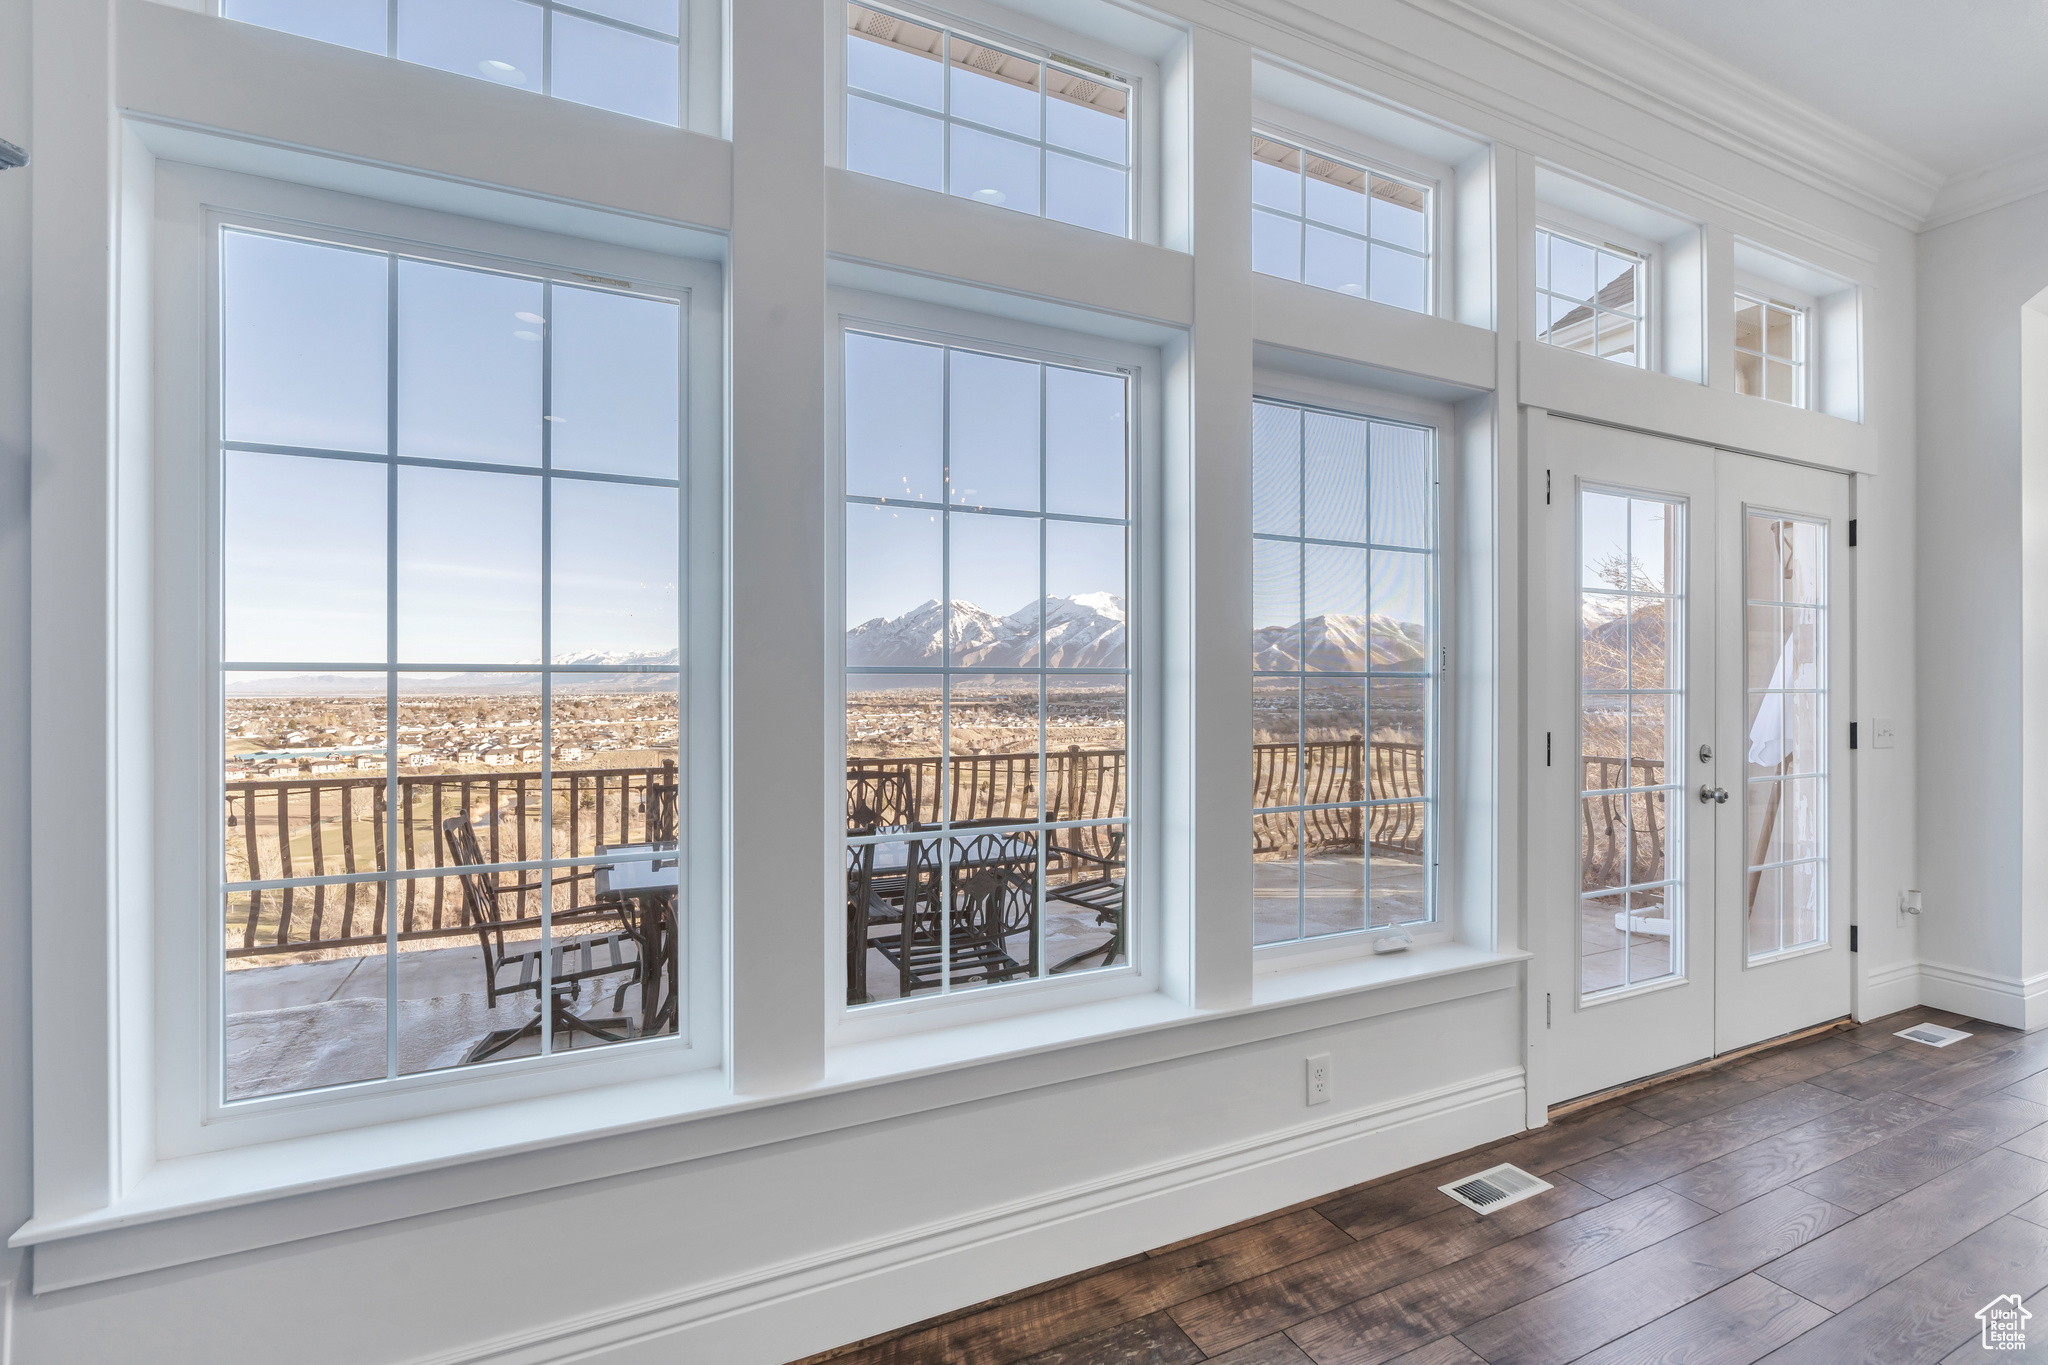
xmin=1915 ymin=960 xmax=2048 ymax=1032
xmin=1860 ymin=959 xmax=1924 ymax=1022
xmin=417 ymin=1067 xmax=1527 ymax=1365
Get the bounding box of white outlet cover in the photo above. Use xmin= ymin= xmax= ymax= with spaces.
xmin=1306 ymin=1053 xmax=1331 ymax=1105
xmin=1872 ymin=716 xmax=1897 ymax=749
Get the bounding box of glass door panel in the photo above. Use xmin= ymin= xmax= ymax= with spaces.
xmin=1578 ymin=490 xmax=1686 ymax=997
xmin=1743 ymin=514 xmax=1827 ymax=961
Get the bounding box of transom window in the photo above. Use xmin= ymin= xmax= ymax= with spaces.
xmin=1535 ymin=228 xmax=1644 ymax=367
xmin=218 ymin=226 xmax=685 ymax=1100
xmin=223 ymin=0 xmax=683 ymax=126
xmin=1251 ymin=399 xmax=1436 ymax=944
xmin=842 ymin=330 xmax=1131 ymax=1004
xmin=1250 ymin=135 xmax=1431 ymax=314
xmin=845 ymin=4 xmax=1132 ymax=237
xmin=1735 ymin=294 xmax=1807 ymax=407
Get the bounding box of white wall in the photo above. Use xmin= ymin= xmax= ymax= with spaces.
xmin=1916 ymin=189 xmax=2048 ymax=1026
xmin=0 ymin=0 xmax=1938 ymax=1360
xmin=0 ymin=0 xmax=34 ymax=1339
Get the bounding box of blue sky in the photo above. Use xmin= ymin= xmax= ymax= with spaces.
xmin=221 ymin=230 xmax=681 ymax=668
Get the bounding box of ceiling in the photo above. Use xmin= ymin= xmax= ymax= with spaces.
xmin=1601 ymin=0 xmax=2048 ymax=179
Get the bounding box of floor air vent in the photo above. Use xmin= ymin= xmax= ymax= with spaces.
xmin=1896 ymin=1023 xmax=1972 ymax=1047
xmin=1439 ymin=1163 xmax=1553 ymax=1215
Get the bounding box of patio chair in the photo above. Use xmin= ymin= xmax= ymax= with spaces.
xmin=442 ymin=815 xmax=645 ymax=1064
xmin=1047 ymin=825 xmax=1125 ymax=973
xmin=645 ymin=759 xmax=679 ymax=844
xmin=848 ymin=830 xmax=1035 ymax=1001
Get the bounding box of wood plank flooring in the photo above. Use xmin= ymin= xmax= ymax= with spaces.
xmin=795 ymin=1008 xmax=2048 ymax=1365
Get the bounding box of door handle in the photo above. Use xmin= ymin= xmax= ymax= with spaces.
xmin=1698 ymin=785 xmax=1729 ymax=805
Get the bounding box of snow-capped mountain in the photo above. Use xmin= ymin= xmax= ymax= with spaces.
xmin=847 ymin=594 xmax=1127 ymax=669
xmin=1251 ymin=614 xmax=1428 ymax=672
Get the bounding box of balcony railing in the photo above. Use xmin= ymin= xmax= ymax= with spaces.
xmin=224 ymin=763 xmax=676 ymax=959
xmin=227 ymin=740 xmax=1434 ymax=960
xmin=1580 ymin=755 xmax=1669 ymax=891
xmin=1251 ymin=738 xmax=1427 ymax=859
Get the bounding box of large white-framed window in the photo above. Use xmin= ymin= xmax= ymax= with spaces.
xmin=153 ymin=165 xmax=725 ymax=1153
xmin=1250 ymin=133 xmax=1433 ymax=314
xmin=221 ymin=0 xmax=692 ymax=127
xmin=841 ymin=2 xmax=1135 ymax=238
xmin=1250 ymin=391 xmax=1441 ymax=953
xmin=1534 ymin=225 xmax=1647 ymax=367
xmin=829 ymin=292 xmax=1158 ymax=1035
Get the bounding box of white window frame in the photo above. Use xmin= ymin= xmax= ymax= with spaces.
xmin=151 ymin=164 xmax=726 ymax=1155
xmin=1733 ymin=277 xmax=1814 ymax=410
xmin=1532 ymin=211 xmax=1654 ymax=371
xmin=826 ymin=289 xmax=1162 ymax=1044
xmin=825 ymin=0 xmax=1162 ymax=246
xmin=216 ymin=0 xmax=725 ymax=134
xmin=1246 ymin=370 xmax=1457 ymax=972
xmin=1248 ymin=122 xmax=1441 ymax=318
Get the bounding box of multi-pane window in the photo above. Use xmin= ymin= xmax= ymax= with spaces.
xmin=1251 ymin=400 xmax=1435 ymax=944
xmin=1577 ymin=490 xmax=1684 ymax=996
xmin=223 ymin=0 xmax=684 ymax=126
xmin=1734 ymin=295 xmax=1806 ymax=406
xmin=1535 ymin=229 xmax=1644 ymax=366
xmin=1744 ymin=513 xmax=1826 ymax=960
xmin=845 ymin=5 xmax=1131 ymax=237
xmin=843 ymin=331 xmax=1131 ymax=1004
xmin=1250 ymin=136 xmax=1430 ymax=314
xmin=219 ymin=227 xmax=684 ymax=1100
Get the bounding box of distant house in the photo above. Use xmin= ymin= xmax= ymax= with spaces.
xmin=556 ymin=746 xmax=588 ymax=761
xmin=482 ymin=752 xmax=516 ymax=767
xmin=308 ymin=761 xmax=347 ymax=774
xmin=404 ymin=753 xmax=436 ymax=767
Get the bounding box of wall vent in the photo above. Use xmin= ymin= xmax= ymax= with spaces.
xmin=1896 ymin=1023 xmax=1972 ymax=1047
xmin=1439 ymin=1163 xmax=1552 ymax=1214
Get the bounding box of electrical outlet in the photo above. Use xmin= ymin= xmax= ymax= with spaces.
xmin=1306 ymin=1053 xmax=1332 ymax=1106
xmin=1872 ymin=717 xmax=1897 ymax=749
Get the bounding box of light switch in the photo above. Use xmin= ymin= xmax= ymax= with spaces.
xmin=1872 ymin=717 xmax=1897 ymax=749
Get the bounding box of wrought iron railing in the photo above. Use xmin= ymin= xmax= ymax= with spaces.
xmin=224 ymin=763 xmax=675 ymax=959
xmin=1579 ymin=755 xmax=1669 ymax=890
xmin=1250 ymin=738 xmax=1427 ymax=860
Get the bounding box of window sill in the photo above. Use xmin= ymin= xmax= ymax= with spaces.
xmin=10 ymin=941 xmax=1526 ymax=1288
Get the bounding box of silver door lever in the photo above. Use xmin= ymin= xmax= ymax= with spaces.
xmin=1698 ymin=785 xmax=1729 ymax=805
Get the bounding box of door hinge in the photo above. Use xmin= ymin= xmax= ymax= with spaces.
xmin=1546 ymin=731 xmax=1552 ymax=766
xmin=1850 ymin=925 xmax=1859 ymax=952
xmin=1849 ymin=721 xmax=1859 ymax=749
xmin=1546 ymin=469 xmax=1552 ymax=505
xmin=1545 ymin=992 xmax=1552 ymax=1028
xmin=1848 ymin=518 xmax=1858 ymax=547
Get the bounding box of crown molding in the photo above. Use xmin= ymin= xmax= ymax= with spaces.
xmin=1426 ymin=0 xmax=1943 ymax=230
xmin=1923 ymin=145 xmax=2048 ymax=233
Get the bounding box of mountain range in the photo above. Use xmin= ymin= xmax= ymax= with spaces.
xmin=847 ymin=594 xmax=1128 ymax=669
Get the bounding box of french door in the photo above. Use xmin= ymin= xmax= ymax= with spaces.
xmin=1535 ymin=417 xmax=1851 ymax=1106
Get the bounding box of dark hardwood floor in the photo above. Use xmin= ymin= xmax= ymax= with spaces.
xmin=795 ymin=1007 xmax=2048 ymax=1365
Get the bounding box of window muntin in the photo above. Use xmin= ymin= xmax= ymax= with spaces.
xmin=1744 ymin=513 xmax=1826 ymax=961
xmin=1734 ymin=294 xmax=1807 ymax=407
xmin=219 ymin=226 xmax=685 ymax=1101
xmin=1251 ymin=399 xmax=1436 ymax=945
xmin=1535 ymin=229 xmax=1644 ymax=367
xmin=223 ymin=0 xmax=684 ymax=126
xmin=843 ymin=330 xmax=1131 ymax=1005
xmin=844 ymin=5 xmax=1131 ymax=237
xmin=1250 ymin=135 xmax=1431 ymax=314
xmin=1577 ymin=489 xmax=1684 ymax=997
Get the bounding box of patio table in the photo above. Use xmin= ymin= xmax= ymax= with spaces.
xmin=594 ymin=843 xmax=680 ymax=1036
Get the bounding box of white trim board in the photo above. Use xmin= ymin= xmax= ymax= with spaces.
xmin=407 ymin=1068 xmax=1526 ymax=1365
xmin=1916 ymin=961 xmax=2048 ymax=1033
